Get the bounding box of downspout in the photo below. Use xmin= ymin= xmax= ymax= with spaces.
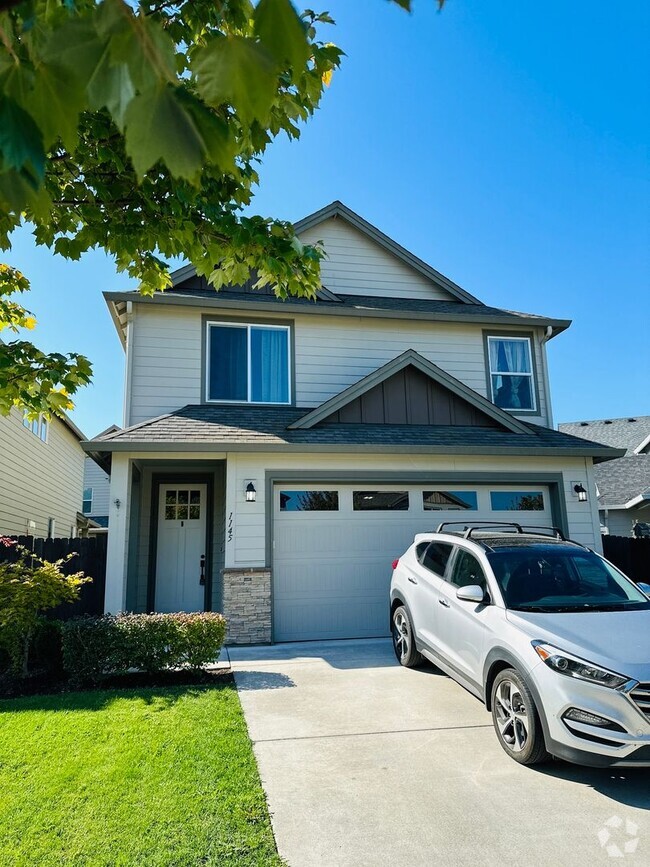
xmin=122 ymin=301 xmax=135 ymax=428
xmin=540 ymin=325 xmax=554 ymax=429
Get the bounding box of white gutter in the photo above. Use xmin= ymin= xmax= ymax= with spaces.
xmin=122 ymin=301 xmax=135 ymax=428
xmin=540 ymin=325 xmax=555 ymax=429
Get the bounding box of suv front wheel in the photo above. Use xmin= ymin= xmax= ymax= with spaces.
xmin=491 ymin=668 xmax=549 ymax=765
xmin=391 ymin=605 xmax=422 ymax=667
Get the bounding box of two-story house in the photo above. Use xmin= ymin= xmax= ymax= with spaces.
xmin=0 ymin=407 xmax=90 ymax=538
xmin=86 ymin=202 xmax=621 ymax=644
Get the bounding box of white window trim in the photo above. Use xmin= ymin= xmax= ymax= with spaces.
xmin=205 ymin=321 xmax=292 ymax=405
xmin=83 ymin=487 xmax=93 ymax=513
xmin=22 ymin=411 xmax=49 ymax=442
xmin=487 ymin=335 xmax=536 ymax=413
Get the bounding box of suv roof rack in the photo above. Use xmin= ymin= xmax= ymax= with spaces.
xmin=435 ymin=521 xmax=568 ymax=541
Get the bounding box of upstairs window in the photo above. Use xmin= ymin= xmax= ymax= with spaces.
xmin=487 ymin=336 xmax=536 ymax=412
xmin=82 ymin=487 xmax=93 ymax=514
xmin=206 ymin=322 xmax=290 ymax=404
xmin=22 ymin=411 xmax=48 ymax=442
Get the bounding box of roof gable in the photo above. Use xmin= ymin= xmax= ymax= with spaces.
xmin=294 ymin=202 xmax=481 ymax=305
xmin=288 ymin=350 xmax=532 ymax=435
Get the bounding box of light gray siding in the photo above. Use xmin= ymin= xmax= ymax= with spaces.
xmin=602 ymin=506 xmax=650 ymax=538
xmin=83 ymin=457 xmax=110 ymax=521
xmin=0 ymin=408 xmax=85 ymax=537
xmin=299 ymin=217 xmax=456 ymax=300
xmin=127 ymin=304 xmax=550 ymax=427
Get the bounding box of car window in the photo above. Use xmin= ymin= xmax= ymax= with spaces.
xmin=421 ymin=542 xmax=454 ymax=577
xmin=486 ymin=547 xmax=650 ymax=611
xmin=449 ymin=549 xmax=487 ymax=591
xmin=415 ymin=541 xmax=430 ymax=562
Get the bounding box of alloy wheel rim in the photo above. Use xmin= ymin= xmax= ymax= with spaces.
xmin=494 ymin=679 xmax=529 ymax=752
xmin=393 ymin=611 xmax=410 ymax=660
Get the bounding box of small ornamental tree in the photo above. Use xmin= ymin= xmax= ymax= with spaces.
xmin=0 ymin=537 xmax=90 ymax=677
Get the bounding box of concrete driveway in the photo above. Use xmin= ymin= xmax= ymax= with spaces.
xmin=228 ymin=638 xmax=649 ymax=867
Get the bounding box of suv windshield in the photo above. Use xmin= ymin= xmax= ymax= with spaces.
xmin=486 ymin=546 xmax=650 ymax=612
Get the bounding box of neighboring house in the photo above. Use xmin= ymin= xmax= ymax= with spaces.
xmin=82 ymin=425 xmax=120 ymax=528
xmin=0 ymin=406 xmax=92 ymax=538
xmin=86 ymin=201 xmax=621 ymax=644
xmin=559 ymin=417 xmax=650 ymax=537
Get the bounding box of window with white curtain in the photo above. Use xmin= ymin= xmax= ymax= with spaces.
xmin=206 ymin=322 xmax=290 ymax=404
xmin=487 ymin=336 xmax=536 ymax=411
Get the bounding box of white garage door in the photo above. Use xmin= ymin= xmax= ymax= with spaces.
xmin=273 ymin=483 xmax=553 ymax=642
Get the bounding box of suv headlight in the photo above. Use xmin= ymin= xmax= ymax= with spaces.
xmin=532 ymin=641 xmax=629 ymax=689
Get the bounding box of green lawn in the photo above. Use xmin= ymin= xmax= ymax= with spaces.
xmin=0 ymin=682 xmax=283 ymax=867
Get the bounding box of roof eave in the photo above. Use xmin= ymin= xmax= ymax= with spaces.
xmin=103 ymin=292 xmax=127 ymax=348
xmin=102 ymin=290 xmax=570 ymax=333
xmin=82 ymin=439 xmax=624 ymax=459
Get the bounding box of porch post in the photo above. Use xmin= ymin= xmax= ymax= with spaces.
xmin=104 ymin=453 xmax=132 ymax=613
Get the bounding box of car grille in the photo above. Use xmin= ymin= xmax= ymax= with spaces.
xmin=629 ymin=683 xmax=650 ymax=722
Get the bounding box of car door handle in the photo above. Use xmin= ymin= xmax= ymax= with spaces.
xmin=438 ymin=597 xmax=450 ymax=608
xmin=407 ymin=576 xmax=418 ymax=584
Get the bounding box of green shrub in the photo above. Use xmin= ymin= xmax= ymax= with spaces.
xmin=0 ymin=537 xmax=89 ymax=677
xmin=61 ymin=612 xmax=227 ymax=685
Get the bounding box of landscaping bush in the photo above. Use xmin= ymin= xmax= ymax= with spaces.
xmin=61 ymin=612 xmax=227 ymax=685
xmin=0 ymin=537 xmax=89 ymax=678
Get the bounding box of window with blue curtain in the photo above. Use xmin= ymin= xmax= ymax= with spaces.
xmin=208 ymin=325 xmax=247 ymax=401
xmin=487 ymin=336 xmax=535 ymax=411
xmin=251 ymin=326 xmax=289 ymax=403
xmin=207 ymin=322 xmax=290 ymax=403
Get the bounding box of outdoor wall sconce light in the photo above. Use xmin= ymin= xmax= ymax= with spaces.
xmin=245 ymin=482 xmax=257 ymax=503
xmin=573 ymin=483 xmax=588 ymax=503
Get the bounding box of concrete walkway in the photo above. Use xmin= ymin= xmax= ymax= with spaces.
xmin=228 ymin=638 xmax=650 ymax=867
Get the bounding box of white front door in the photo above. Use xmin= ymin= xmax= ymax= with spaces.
xmin=155 ymin=483 xmax=207 ymax=613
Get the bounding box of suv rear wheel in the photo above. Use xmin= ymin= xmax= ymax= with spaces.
xmin=391 ymin=605 xmax=422 ymax=667
xmin=491 ymin=668 xmax=549 ymax=765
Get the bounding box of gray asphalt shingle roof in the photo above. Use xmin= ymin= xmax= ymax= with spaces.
xmin=593 ymin=456 xmax=650 ymax=506
xmin=559 ymin=416 xmax=650 ymax=455
xmin=88 ymin=404 xmax=621 ymax=459
xmin=161 ymin=286 xmax=567 ymax=326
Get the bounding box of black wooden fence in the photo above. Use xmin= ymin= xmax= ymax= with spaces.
xmin=0 ymin=535 xmax=107 ymax=619
xmin=602 ymin=535 xmax=650 ymax=585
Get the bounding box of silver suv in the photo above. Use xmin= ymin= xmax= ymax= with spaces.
xmin=389 ymin=523 xmax=650 ymax=767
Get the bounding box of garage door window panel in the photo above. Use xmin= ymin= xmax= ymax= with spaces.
xmin=353 ymin=491 xmax=409 ymax=511
xmin=490 ymin=491 xmax=545 ymax=511
xmin=280 ymin=491 xmax=339 ymax=512
xmin=423 ymin=491 xmax=478 ymax=511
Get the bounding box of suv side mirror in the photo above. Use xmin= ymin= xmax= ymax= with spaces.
xmin=456 ymin=584 xmax=488 ymax=604
xmin=638 ymin=582 xmax=650 ymax=598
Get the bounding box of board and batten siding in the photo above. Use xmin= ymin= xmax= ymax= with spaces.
xmin=298 ymin=217 xmax=455 ymax=300
xmin=83 ymin=457 xmax=111 ymax=520
xmin=223 ymin=451 xmax=601 ymax=569
xmin=126 ymin=303 xmax=549 ymax=426
xmin=0 ymin=408 xmax=85 ymax=537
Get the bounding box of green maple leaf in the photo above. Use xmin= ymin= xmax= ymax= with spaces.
xmin=124 ymin=84 xmax=205 ymax=181
xmin=254 ymin=0 xmax=310 ymax=76
xmin=193 ymin=36 xmax=278 ymax=122
xmin=0 ymin=96 xmax=44 ymax=185
xmin=27 ymin=62 xmax=85 ymax=150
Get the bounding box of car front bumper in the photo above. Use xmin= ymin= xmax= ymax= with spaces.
xmin=528 ymin=661 xmax=650 ymax=767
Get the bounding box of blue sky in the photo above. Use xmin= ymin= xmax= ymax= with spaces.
xmin=6 ymin=0 xmax=649 ymax=437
